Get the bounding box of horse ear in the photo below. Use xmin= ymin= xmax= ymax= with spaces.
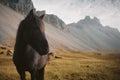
xmin=29 ymin=9 xmax=34 ymax=14
xmin=25 ymin=9 xmax=36 ymax=20
xmin=29 ymin=9 xmax=36 ymax=15
xmin=39 ymin=14 xmax=45 ymax=20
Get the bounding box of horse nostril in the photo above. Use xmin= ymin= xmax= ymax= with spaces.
xmin=41 ymin=48 xmax=49 ymax=55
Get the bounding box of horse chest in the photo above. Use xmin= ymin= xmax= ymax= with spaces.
xmin=33 ymin=53 xmax=48 ymax=69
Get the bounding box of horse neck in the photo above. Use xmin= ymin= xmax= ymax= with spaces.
xmin=14 ymin=26 xmax=27 ymax=53
xmin=14 ymin=36 xmax=27 ymax=53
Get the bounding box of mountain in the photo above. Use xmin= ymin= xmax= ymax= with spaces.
xmin=35 ymin=11 xmax=66 ymax=30
xmin=0 ymin=2 xmax=120 ymax=52
xmin=44 ymin=14 xmax=66 ymax=29
xmin=0 ymin=4 xmax=80 ymax=52
xmin=0 ymin=0 xmax=34 ymax=15
xmin=68 ymin=16 xmax=120 ymax=52
xmin=0 ymin=4 xmax=23 ymax=46
xmin=0 ymin=0 xmax=67 ymax=30
xmin=33 ymin=0 xmax=120 ymax=31
xmin=0 ymin=0 xmax=66 ymax=30
xmin=70 ymin=0 xmax=120 ymax=30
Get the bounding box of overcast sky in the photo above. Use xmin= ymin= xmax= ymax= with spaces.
xmin=32 ymin=0 xmax=120 ymax=31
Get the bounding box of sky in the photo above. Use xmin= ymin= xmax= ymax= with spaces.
xmin=32 ymin=0 xmax=120 ymax=31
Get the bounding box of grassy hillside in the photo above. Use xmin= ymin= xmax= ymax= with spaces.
xmin=0 ymin=49 xmax=120 ymax=80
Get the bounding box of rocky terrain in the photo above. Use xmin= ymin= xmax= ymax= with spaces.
xmin=0 ymin=0 xmax=34 ymax=15
xmin=67 ymin=16 xmax=120 ymax=52
xmin=44 ymin=14 xmax=66 ymax=29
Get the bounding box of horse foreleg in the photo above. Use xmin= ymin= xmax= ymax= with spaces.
xmin=17 ymin=69 xmax=26 ymax=80
xmin=36 ymin=67 xmax=45 ymax=80
xmin=31 ymin=70 xmax=37 ymax=80
xmin=30 ymin=67 xmax=45 ymax=80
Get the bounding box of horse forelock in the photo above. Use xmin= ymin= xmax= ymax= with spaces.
xmin=38 ymin=20 xmax=45 ymax=32
xmin=24 ymin=10 xmax=45 ymax=33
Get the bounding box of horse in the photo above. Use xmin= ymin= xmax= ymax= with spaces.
xmin=13 ymin=9 xmax=49 ymax=80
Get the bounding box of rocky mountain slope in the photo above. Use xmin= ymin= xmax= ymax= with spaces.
xmin=0 ymin=0 xmax=34 ymax=15
xmin=0 ymin=0 xmax=66 ymax=29
xmin=33 ymin=0 xmax=120 ymax=30
xmin=0 ymin=3 xmax=120 ymax=52
xmin=44 ymin=14 xmax=66 ymax=29
xmin=0 ymin=4 xmax=80 ymax=52
xmin=0 ymin=4 xmax=23 ymax=46
xmin=71 ymin=0 xmax=120 ymax=30
xmin=68 ymin=16 xmax=120 ymax=52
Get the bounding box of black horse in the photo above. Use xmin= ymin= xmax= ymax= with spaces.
xmin=13 ymin=9 xmax=49 ymax=80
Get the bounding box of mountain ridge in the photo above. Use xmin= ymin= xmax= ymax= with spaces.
xmin=67 ymin=16 xmax=120 ymax=52
xmin=0 ymin=0 xmax=34 ymax=15
xmin=0 ymin=2 xmax=120 ymax=52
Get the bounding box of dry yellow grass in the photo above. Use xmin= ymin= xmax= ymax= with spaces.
xmin=0 ymin=50 xmax=120 ymax=80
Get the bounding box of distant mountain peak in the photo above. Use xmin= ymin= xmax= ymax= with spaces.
xmin=75 ymin=16 xmax=102 ymax=28
xmin=84 ymin=16 xmax=91 ymax=20
xmin=93 ymin=17 xmax=100 ymax=23
xmin=44 ymin=14 xmax=66 ymax=29
xmin=84 ymin=16 xmax=100 ymax=23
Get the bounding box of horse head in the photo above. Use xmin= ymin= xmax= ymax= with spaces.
xmin=22 ymin=9 xmax=49 ymax=55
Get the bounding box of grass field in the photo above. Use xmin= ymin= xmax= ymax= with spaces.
xmin=0 ymin=50 xmax=120 ymax=80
